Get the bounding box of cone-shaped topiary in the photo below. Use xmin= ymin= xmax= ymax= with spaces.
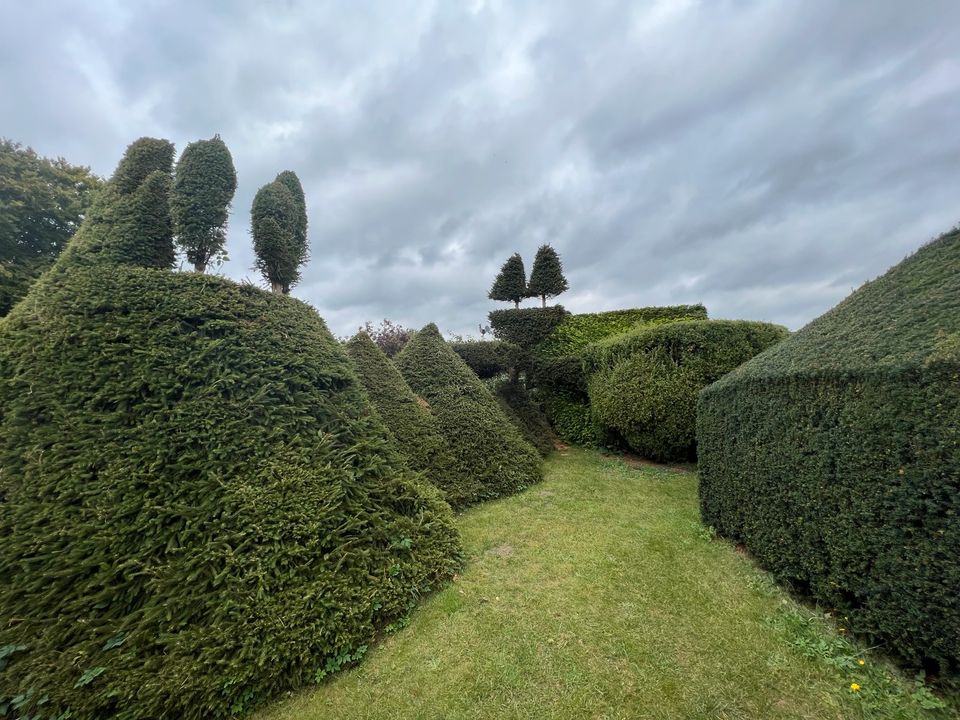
xmin=395 ymin=324 xmax=543 ymax=506
xmin=345 ymin=332 xmax=463 ymax=502
xmin=172 ymin=135 xmax=238 ymax=273
xmin=527 ymin=244 xmax=568 ymax=307
xmin=488 ymin=253 xmax=527 ymax=308
xmin=698 ymin=227 xmax=960 ymax=676
xmin=0 ymin=147 xmax=462 ymax=720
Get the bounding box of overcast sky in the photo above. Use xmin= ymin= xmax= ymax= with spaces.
xmin=3 ymin=1 xmax=959 ymax=338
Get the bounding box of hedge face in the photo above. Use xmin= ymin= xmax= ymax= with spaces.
xmin=396 ymin=324 xmax=543 ymax=506
xmin=488 ymin=306 xmax=567 ymax=348
xmin=0 ymin=194 xmax=461 ymax=718
xmin=585 ymin=320 xmax=788 ymax=461
xmin=490 ymin=378 xmax=555 ymax=456
xmin=450 ymin=340 xmax=521 ymax=379
xmin=698 ymin=228 xmax=960 ymax=675
xmin=345 ymin=332 xmax=462 ymax=501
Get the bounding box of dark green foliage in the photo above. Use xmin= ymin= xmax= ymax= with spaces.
xmin=488 ymin=253 xmax=527 ymax=308
xmin=527 ymin=306 xmax=708 ymax=446
xmin=345 ymin=332 xmax=461 ymax=498
xmin=585 ymin=320 xmax=787 ymax=461
xmin=698 ymin=228 xmax=960 ymax=676
xmin=396 ymin=324 xmax=543 ymax=507
xmin=109 ymin=137 xmax=175 ymax=195
xmin=251 ymin=179 xmax=301 ymax=293
xmin=535 ymin=389 xmax=603 ymax=446
xmin=536 ymin=305 xmax=709 ymax=357
xmin=0 ymin=139 xmax=102 ymax=315
xmin=275 ymin=170 xmax=308 ymax=268
xmin=450 ymin=340 xmax=522 ymax=379
xmin=489 ymin=305 xmax=568 ymax=348
xmin=172 ymin=135 xmax=238 ymax=272
xmin=527 ymin=244 xmax=568 ymax=307
xmin=0 ymin=267 xmax=462 ymax=720
xmin=491 ymin=379 xmax=555 ymax=456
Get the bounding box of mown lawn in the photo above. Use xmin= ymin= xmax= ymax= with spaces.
xmin=257 ymin=448 xmax=957 ymax=720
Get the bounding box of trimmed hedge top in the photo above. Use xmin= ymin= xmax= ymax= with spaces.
xmin=450 ymin=340 xmax=521 ymax=379
xmin=395 ymin=324 xmax=543 ymax=506
xmin=713 ymin=228 xmax=960 ymax=383
xmin=345 ymin=332 xmax=461 ymax=500
xmin=488 ymin=306 xmax=568 ymax=348
xmin=536 ymin=305 xmax=708 ymax=357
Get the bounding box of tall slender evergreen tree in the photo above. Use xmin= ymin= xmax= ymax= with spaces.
xmin=489 ymin=253 xmax=527 ymax=308
xmin=527 ymin=244 xmax=568 ymax=307
xmin=275 ymin=170 xmax=308 ymax=273
xmin=171 ymin=135 xmax=237 ymax=273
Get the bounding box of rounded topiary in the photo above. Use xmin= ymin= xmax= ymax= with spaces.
xmin=584 ymin=320 xmax=789 ymax=462
xmin=345 ymin=332 xmax=462 ymax=501
xmin=0 ymin=148 xmax=461 ymax=720
xmin=698 ymin=227 xmax=960 ymax=675
xmin=395 ymin=324 xmax=543 ymax=506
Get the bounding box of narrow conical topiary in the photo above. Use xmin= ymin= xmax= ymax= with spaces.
xmin=489 ymin=253 xmax=527 ymax=308
xmin=172 ymin=135 xmax=238 ymax=273
xmin=0 ymin=144 xmax=462 ymax=720
xmin=527 ymin=244 xmax=568 ymax=307
xmin=345 ymin=332 xmax=464 ymax=503
xmin=251 ymin=178 xmax=301 ymax=294
xmin=395 ymin=324 xmax=543 ymax=506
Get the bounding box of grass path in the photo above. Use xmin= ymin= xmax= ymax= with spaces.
xmin=257 ymin=449 xmax=956 ymax=720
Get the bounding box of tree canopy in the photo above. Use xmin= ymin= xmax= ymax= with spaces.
xmin=489 ymin=253 xmax=527 ymax=308
xmin=172 ymin=135 xmax=237 ymax=272
xmin=251 ymin=178 xmax=302 ymax=293
xmin=0 ymin=139 xmax=102 ymax=315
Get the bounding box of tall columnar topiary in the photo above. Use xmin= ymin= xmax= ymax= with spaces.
xmin=698 ymin=227 xmax=960 ymax=676
xmin=109 ymin=137 xmax=175 ymax=195
xmin=172 ymin=135 xmax=238 ymax=273
xmin=527 ymin=244 xmax=568 ymax=307
xmin=583 ymin=320 xmax=789 ymax=461
xmin=395 ymin=324 xmax=543 ymax=506
xmin=0 ymin=144 xmax=462 ymax=719
xmin=345 ymin=332 xmax=463 ymax=501
xmin=251 ymin=179 xmax=299 ymax=293
xmin=275 ymin=170 xmax=308 ymax=270
xmin=489 ymin=253 xmax=528 ymax=308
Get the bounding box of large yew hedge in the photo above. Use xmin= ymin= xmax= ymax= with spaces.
xmin=396 ymin=324 xmax=543 ymax=506
xmin=698 ymin=228 xmax=960 ymax=675
xmin=585 ymin=320 xmax=788 ymax=461
xmin=0 ymin=143 xmax=461 ymax=719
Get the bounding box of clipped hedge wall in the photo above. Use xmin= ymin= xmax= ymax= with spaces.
xmin=0 ymin=150 xmax=461 ymax=719
xmin=698 ymin=228 xmax=960 ymax=675
xmin=585 ymin=320 xmax=788 ymax=461
xmin=491 ymin=379 xmax=555 ymax=456
xmin=488 ymin=306 xmax=567 ymax=348
xmin=345 ymin=332 xmax=462 ymax=502
xmin=535 ymin=389 xmax=603 ymax=446
xmin=450 ymin=340 xmax=522 ymax=379
xmin=396 ymin=324 xmax=543 ymax=505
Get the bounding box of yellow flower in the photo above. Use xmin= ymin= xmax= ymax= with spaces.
xmin=850 ymin=683 xmax=861 ymax=692
xmin=857 ymin=659 xmax=865 ymax=666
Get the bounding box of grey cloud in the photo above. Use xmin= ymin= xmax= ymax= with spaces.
xmin=2 ymin=0 xmax=959 ymax=339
